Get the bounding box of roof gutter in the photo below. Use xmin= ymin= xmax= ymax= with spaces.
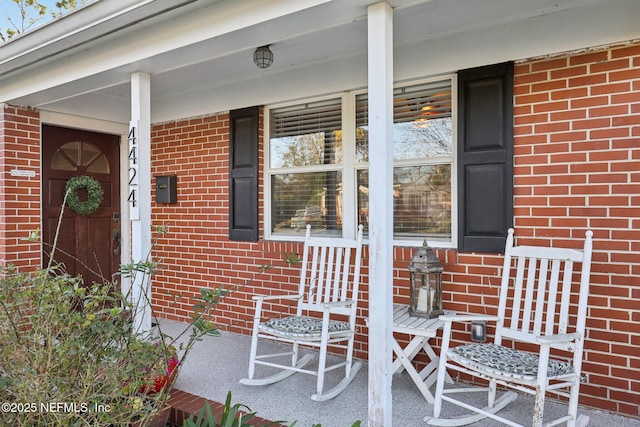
xmin=0 ymin=0 xmax=201 ymax=71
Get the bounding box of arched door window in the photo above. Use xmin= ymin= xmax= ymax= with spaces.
xmin=50 ymin=141 xmax=110 ymax=174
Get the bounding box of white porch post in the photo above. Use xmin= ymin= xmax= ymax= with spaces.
xmin=367 ymin=3 xmax=394 ymax=426
xmin=130 ymin=71 xmax=153 ymax=332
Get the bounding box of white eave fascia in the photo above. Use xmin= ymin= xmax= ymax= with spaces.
xmin=0 ymin=0 xmax=332 ymax=77
xmin=0 ymin=0 xmax=161 ymax=68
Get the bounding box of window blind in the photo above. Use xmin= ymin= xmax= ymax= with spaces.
xmin=356 ymin=80 xmax=452 ymax=127
xmin=271 ymin=98 xmax=342 ymax=138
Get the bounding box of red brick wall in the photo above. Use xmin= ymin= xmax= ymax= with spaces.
xmin=150 ymin=41 xmax=640 ymax=417
xmin=0 ymin=105 xmax=41 ymax=269
xmin=511 ymin=43 xmax=640 ymax=416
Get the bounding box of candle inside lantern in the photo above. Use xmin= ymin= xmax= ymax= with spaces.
xmin=417 ymin=286 xmax=429 ymax=312
xmin=408 ymin=240 xmax=444 ymax=318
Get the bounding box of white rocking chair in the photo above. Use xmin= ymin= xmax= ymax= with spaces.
xmin=426 ymin=228 xmax=593 ymax=427
xmin=240 ymin=224 xmax=364 ymax=401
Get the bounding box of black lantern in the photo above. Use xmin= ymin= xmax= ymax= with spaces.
xmin=408 ymin=240 xmax=443 ymax=318
xmin=253 ymin=45 xmax=274 ymax=69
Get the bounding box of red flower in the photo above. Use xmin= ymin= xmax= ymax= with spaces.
xmin=141 ymin=356 xmax=180 ymax=394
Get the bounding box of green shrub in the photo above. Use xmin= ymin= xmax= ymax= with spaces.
xmin=0 ymin=193 xmax=220 ymax=426
xmin=0 ymin=190 xmax=302 ymax=426
xmin=0 ymin=264 xmax=164 ymax=425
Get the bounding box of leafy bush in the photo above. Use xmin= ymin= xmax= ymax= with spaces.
xmin=0 ymin=190 xmax=221 ymax=425
xmin=0 ymin=264 xmax=163 ymax=425
xmin=0 ymin=189 xmax=314 ymax=426
xmin=0 ymin=258 xmax=226 ymax=426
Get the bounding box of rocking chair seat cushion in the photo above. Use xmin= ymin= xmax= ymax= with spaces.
xmin=260 ymin=316 xmax=351 ymax=337
xmin=449 ymin=343 xmax=573 ymax=380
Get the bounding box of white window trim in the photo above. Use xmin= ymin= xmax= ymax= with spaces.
xmin=264 ymin=75 xmax=458 ymax=248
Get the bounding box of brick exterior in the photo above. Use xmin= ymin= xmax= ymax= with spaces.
xmin=149 ymin=41 xmax=640 ymax=418
xmin=0 ymin=104 xmax=41 ymax=269
xmin=512 ymin=43 xmax=640 ymax=416
xmin=1 ymin=41 xmax=638 ymax=418
xmin=167 ymin=388 xmax=284 ymax=426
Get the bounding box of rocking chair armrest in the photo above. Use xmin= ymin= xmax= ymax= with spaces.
xmin=322 ymin=299 xmax=355 ymax=309
xmin=535 ymin=332 xmax=580 ymax=344
xmin=439 ymin=313 xmax=500 ymax=323
xmin=251 ymin=294 xmax=302 ymax=302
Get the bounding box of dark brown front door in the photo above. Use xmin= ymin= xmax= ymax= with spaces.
xmin=42 ymin=125 xmax=121 ymax=286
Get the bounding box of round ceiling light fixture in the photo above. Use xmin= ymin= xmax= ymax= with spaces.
xmin=253 ymin=45 xmax=274 ymax=69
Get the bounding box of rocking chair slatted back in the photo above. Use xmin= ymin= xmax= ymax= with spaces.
xmin=241 ymin=224 xmax=365 ymax=401
xmin=496 ymin=229 xmax=593 ymax=352
xmin=298 ymin=226 xmax=363 ymax=318
xmin=428 ymin=228 xmax=594 ymax=427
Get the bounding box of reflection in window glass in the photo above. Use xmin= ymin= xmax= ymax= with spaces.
xmin=355 ymin=80 xmax=452 ymax=162
xmin=357 ymin=165 xmax=451 ymax=239
xmin=267 ymin=77 xmax=454 ymax=242
xmin=269 ymin=98 xmax=343 ymax=236
xmin=354 ymin=79 xmax=453 ymax=240
xmin=270 ymin=132 xmax=339 ymax=168
xmin=270 ymin=99 xmax=342 ymax=169
xmin=271 ymin=171 xmax=342 ymax=236
xmin=392 ymin=118 xmax=452 ymax=160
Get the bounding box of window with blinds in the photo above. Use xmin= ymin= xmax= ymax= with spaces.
xmin=355 ymin=80 xmax=453 ymax=239
xmin=268 ymin=98 xmax=343 ymax=236
xmin=266 ymin=77 xmax=454 ymax=242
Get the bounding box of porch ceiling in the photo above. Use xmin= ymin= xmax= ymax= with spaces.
xmin=1 ymin=0 xmax=638 ymax=125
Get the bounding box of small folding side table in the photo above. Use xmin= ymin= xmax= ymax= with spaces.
xmin=392 ymin=304 xmax=454 ymax=403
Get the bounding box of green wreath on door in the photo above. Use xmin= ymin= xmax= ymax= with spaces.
xmin=64 ymin=175 xmax=104 ymax=216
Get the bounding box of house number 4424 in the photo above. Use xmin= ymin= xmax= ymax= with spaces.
xmin=128 ymin=124 xmax=139 ymax=220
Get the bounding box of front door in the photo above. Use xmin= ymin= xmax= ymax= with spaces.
xmin=42 ymin=125 xmax=121 ymax=286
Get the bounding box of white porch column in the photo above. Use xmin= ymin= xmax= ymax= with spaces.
xmin=130 ymin=71 xmax=153 ymax=332
xmin=367 ymin=3 xmax=394 ymax=426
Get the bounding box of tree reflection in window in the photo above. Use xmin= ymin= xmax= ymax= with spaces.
xmin=267 ymin=78 xmax=454 ymax=241
xmin=270 ymin=98 xmax=343 ymax=236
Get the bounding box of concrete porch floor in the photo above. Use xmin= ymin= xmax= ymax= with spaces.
xmin=160 ymin=319 xmax=639 ymax=427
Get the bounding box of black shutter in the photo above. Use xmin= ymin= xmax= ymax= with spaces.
xmin=458 ymin=62 xmax=514 ymax=253
xmin=229 ymin=106 xmax=259 ymax=241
